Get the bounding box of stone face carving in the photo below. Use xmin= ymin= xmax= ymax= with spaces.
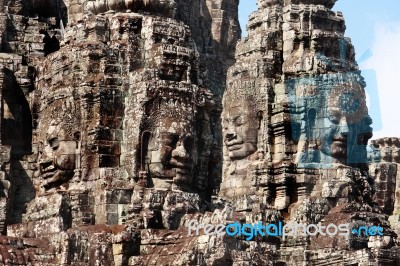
xmin=111 ymin=14 xmax=217 ymax=195
xmin=223 ymin=98 xmax=259 ymax=160
xmin=33 ymin=96 xmax=81 ymax=193
xmin=321 ymin=81 xmax=370 ymax=163
xmin=220 ymin=80 xmax=269 ymax=198
xmin=289 ymin=74 xmax=372 ymax=166
xmin=143 ymin=96 xmax=197 ymax=190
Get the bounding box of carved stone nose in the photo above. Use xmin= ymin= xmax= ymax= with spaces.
xmin=339 ymin=122 xmax=349 ymax=136
xmin=226 ymin=133 xmax=236 ymax=141
xmin=172 ymin=144 xmax=189 ymax=159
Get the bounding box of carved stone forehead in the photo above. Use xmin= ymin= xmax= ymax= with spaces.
xmin=287 ymin=73 xmax=366 ymax=105
xmin=143 ymin=95 xmax=196 ymax=134
xmin=327 ymin=84 xmax=366 ymax=108
xmin=326 ymin=83 xmax=367 ymax=123
xmin=37 ymin=96 xmax=81 ymax=141
xmin=225 ymin=99 xmax=256 ymax=115
xmin=223 ymin=79 xmax=270 ymax=111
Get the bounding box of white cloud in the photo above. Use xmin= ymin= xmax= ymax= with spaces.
xmin=361 ymin=22 xmax=400 ymax=139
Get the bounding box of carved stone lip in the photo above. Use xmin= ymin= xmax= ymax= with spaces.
xmin=41 ymin=170 xmax=58 ymax=179
xmin=173 ymin=167 xmax=192 ymax=175
xmin=172 ymin=165 xmax=192 ymax=171
xmin=226 ymin=143 xmax=244 ymax=151
xmin=169 ymin=160 xmax=192 ymax=169
xmin=333 ymin=136 xmax=347 ymax=141
xmin=170 ymin=165 xmax=193 ymax=177
xmin=331 ymin=139 xmax=347 ymax=146
xmin=154 ymin=170 xmax=175 ymax=179
xmin=40 ymin=163 xmax=56 ymax=173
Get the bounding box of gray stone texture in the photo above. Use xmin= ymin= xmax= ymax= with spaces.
xmin=0 ymin=0 xmax=397 ymax=265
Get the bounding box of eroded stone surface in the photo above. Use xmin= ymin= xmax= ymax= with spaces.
xmin=0 ymin=0 xmax=398 ymax=265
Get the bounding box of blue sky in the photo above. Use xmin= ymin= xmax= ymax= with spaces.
xmin=238 ymin=0 xmax=400 ymax=139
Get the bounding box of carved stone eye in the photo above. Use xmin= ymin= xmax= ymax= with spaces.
xmin=234 ymin=116 xmax=244 ymax=126
xmin=328 ymin=116 xmax=340 ymax=125
xmin=48 ymin=137 xmax=59 ymax=150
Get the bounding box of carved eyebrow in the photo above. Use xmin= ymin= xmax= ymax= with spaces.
xmin=233 ymin=115 xmax=242 ymax=121
xmin=224 ymin=115 xmax=241 ymax=122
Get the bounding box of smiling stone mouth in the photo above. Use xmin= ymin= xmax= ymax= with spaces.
xmin=174 ymin=168 xmax=192 ymax=175
xmin=170 ymin=163 xmax=192 ymax=171
xmin=40 ymin=160 xmax=56 ymax=172
xmin=169 ymin=159 xmax=192 ymax=169
xmin=41 ymin=171 xmax=57 ymax=179
xmin=227 ymin=143 xmax=244 ymax=151
xmin=332 ymin=139 xmax=347 ymax=145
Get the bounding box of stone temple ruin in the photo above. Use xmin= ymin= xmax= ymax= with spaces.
xmin=0 ymin=0 xmax=398 ymax=265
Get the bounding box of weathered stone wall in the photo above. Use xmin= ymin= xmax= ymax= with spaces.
xmin=0 ymin=0 xmax=398 ymax=265
xmin=368 ymin=137 xmax=400 ymax=237
xmin=0 ymin=0 xmax=241 ymax=264
xmin=220 ymin=0 xmax=399 ymax=265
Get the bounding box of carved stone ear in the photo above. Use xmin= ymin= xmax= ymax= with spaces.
xmin=257 ymin=111 xmax=263 ymax=129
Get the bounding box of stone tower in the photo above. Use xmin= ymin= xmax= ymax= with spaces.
xmin=0 ymin=0 xmax=397 ymax=265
